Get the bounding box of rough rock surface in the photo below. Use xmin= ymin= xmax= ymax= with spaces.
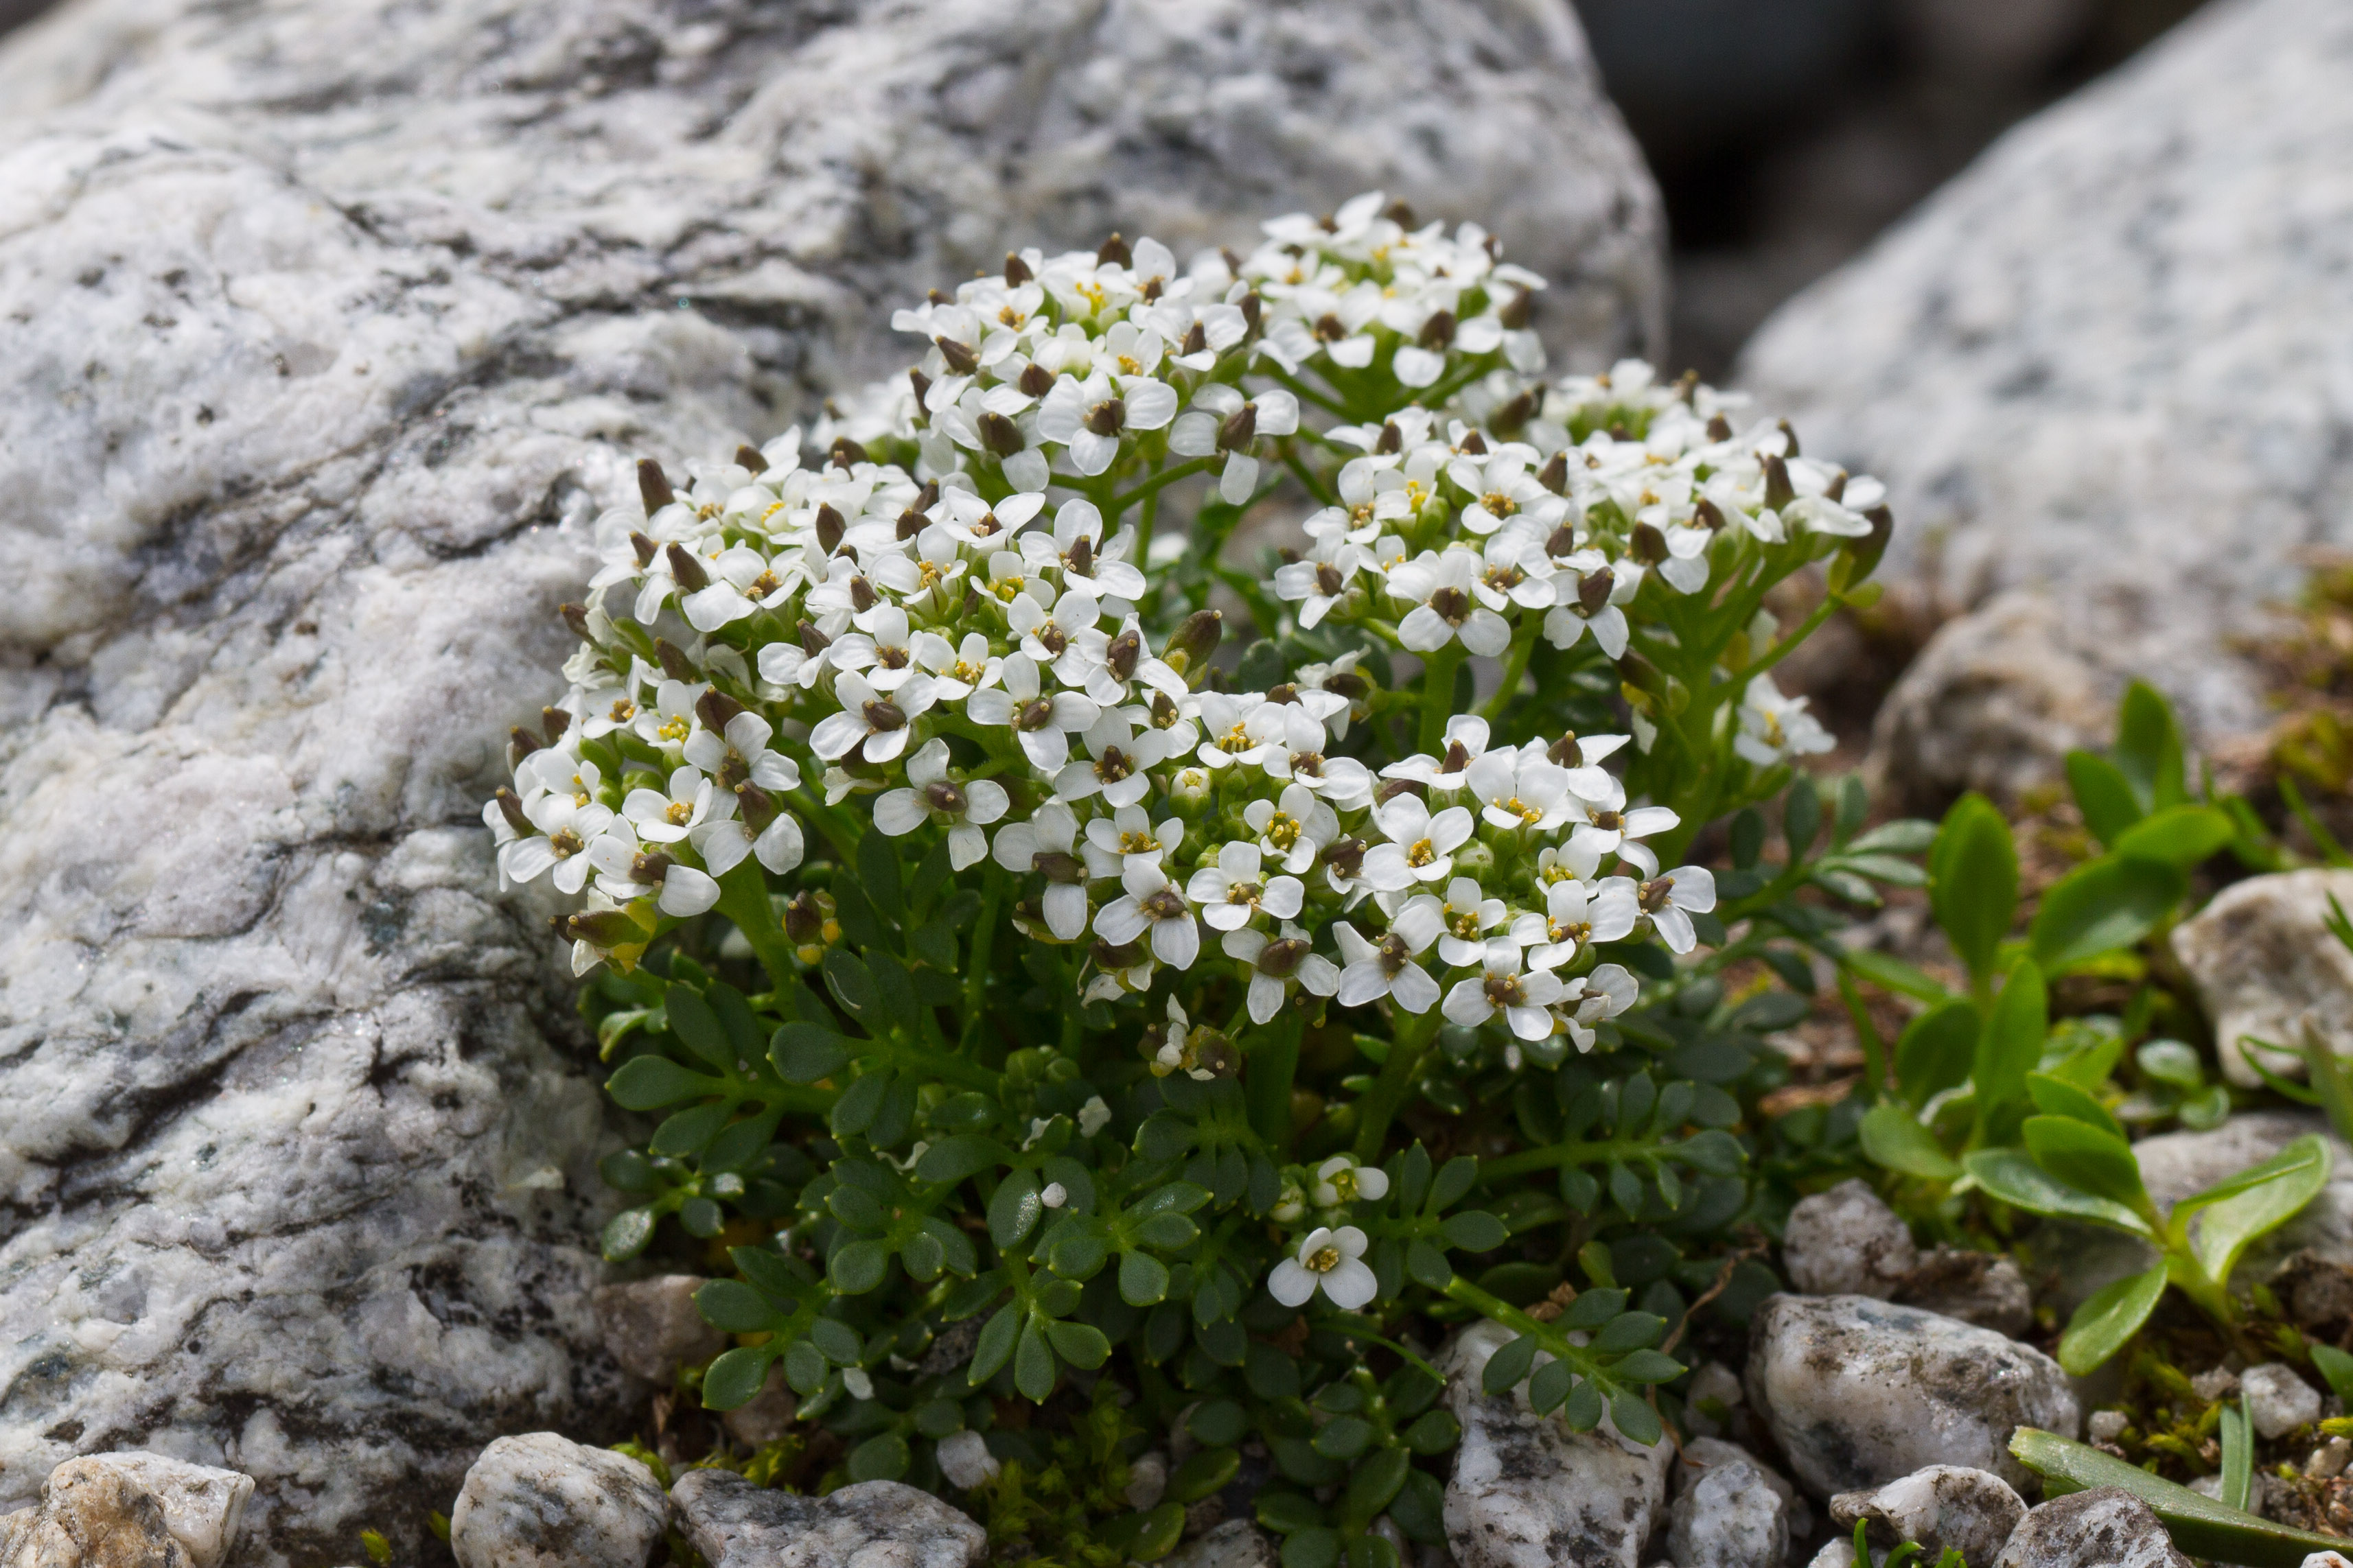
xmin=669 ymin=1473 xmax=987 ymax=1568
xmin=447 ymin=1432 xmax=667 ymax=1568
xmin=1737 ymin=0 xmax=2353 ymax=804
xmin=1783 ymin=1180 xmax=1919 ymax=1300
xmin=1666 ymin=1438 xmax=1792 ymax=1568
xmin=1830 ymin=1466 xmax=2025 ymax=1568
xmin=1894 ymin=1248 xmax=2035 ymax=1338
xmin=2173 ymin=871 xmax=2353 ymax=1087
xmin=592 ymin=1275 xmax=725 ymax=1383
xmin=1991 ymin=1486 xmax=2190 ymax=1568
xmin=1163 ymin=1520 xmax=1279 ymax=1568
xmin=1744 ymin=1294 xmax=2079 ymax=1499
xmin=0 ymin=1455 xmax=200 ymax=1567
xmin=2243 ymin=1364 xmax=2326 ymax=1441
xmin=37 ymin=1454 xmax=252 ymax=1568
xmin=0 ymin=0 xmax=1662 ymax=1559
xmin=1441 ymin=1320 xmax=1672 ymax=1568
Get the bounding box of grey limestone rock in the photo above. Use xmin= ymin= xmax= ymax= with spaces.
xmin=1441 ymin=1320 xmax=1671 ymax=1568
xmin=1829 ymin=1465 xmax=2026 ymax=1568
xmin=1163 ymin=1520 xmax=1280 ymax=1568
xmin=1665 ymin=1438 xmax=1793 ymax=1568
xmin=1783 ymin=1180 xmax=1919 ymax=1300
xmin=1894 ymin=1248 xmax=2035 ymax=1339
xmin=447 ymin=1433 xmax=667 ymax=1568
xmin=593 ymin=1274 xmax=726 ymax=1382
xmin=2243 ymin=1364 xmax=2326 ymax=1441
xmin=1737 ymin=0 xmax=2353 ymax=805
xmin=1744 ymin=1294 xmax=2079 ymax=1499
xmin=668 ymin=1472 xmax=987 ymax=1568
xmin=0 ymin=0 xmax=1661 ymax=1560
xmin=1991 ymin=1486 xmax=2190 ymax=1568
xmin=2172 ymin=871 xmax=2353 ymax=1088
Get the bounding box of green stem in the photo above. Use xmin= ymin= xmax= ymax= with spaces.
xmin=714 ymin=860 xmax=797 ymax=991
xmin=1352 ymin=1009 xmax=1441 ymax=1159
xmin=962 ymin=868 xmax=1003 ymax=1053
xmin=1110 ymin=456 xmax=1218 ymax=516
xmin=1416 ymin=644 xmax=1467 ymax=755
xmin=1476 ymin=1138 xmax=1662 ymax=1183
xmin=1477 ymin=630 xmax=1538 ymax=723
xmin=1733 ymin=594 xmax=1841 ymax=689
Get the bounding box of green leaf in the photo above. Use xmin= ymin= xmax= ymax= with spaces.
xmin=1974 ymin=961 xmax=2048 ymax=1138
xmin=1479 ymin=1335 xmax=1538 ymax=1394
xmin=1012 ymin=1319 xmax=1056 ymax=1401
xmin=1841 ymin=947 xmax=1954 ymax=1003
xmin=915 ymin=1134 xmax=1014 ymax=1186
xmin=1120 ymin=1251 xmax=1172 ymax=1306
xmin=2113 ymin=679 xmax=2186 ymax=812
xmin=2028 ymin=855 xmax=2187 ymax=971
xmin=1312 ymin=1416 xmax=1372 ymax=1461
xmin=830 ymin=1239 xmax=892 ymax=1295
xmin=701 ymin=1344 xmax=781 ymax=1411
xmin=1859 ymin=1101 xmax=1961 ymax=1180
xmin=866 ymin=947 xmax=920 ymax=1032
xmin=1169 ymin=1447 xmax=1242 ymax=1503
xmin=1440 ymin=1211 xmax=1509 ymax=1252
xmin=2056 ymin=1262 xmax=2167 ymax=1376
xmin=2179 ymin=1134 xmax=2332 ymax=1286
xmin=1609 ymin=1388 xmax=1662 ymax=1445
xmin=1785 ymin=775 xmax=1822 ymax=861
xmin=1282 ymin=1528 xmax=1341 ymax=1568
xmin=2220 ymin=1393 xmax=2253 ymax=1513
xmin=607 ymin=1054 xmax=719 ymax=1110
xmin=2310 ymin=1344 xmax=2353 ymax=1407
xmin=2114 ymin=805 xmax=2236 ymax=869
xmin=1131 ymin=1503 xmax=1187 ymax=1563
xmin=2022 ymin=1115 xmax=2150 ymax=1215
xmin=1895 ymin=1000 xmax=1979 ymax=1108
xmin=600 ymin=1206 xmax=656 ymax=1261
xmin=665 ymin=984 xmax=733 ymax=1068
xmin=1962 ymin=1148 xmax=2153 ymax=1236
xmin=848 ymin=1434 xmax=909 ymax=1483
xmin=2065 ymin=751 xmax=2144 ymax=847
xmin=858 ymin=829 xmax=905 ymax=922
xmin=2010 ymin=1427 xmax=2352 ymax=1567
xmin=1045 ymin=1319 xmax=1111 ymax=1370
xmin=1607 ymin=1350 xmax=1685 ymax=1383
xmin=1402 ymin=1409 xmax=1460 ymax=1455
xmin=990 ymin=1170 xmax=1043 ymax=1248
xmin=695 ymin=1279 xmax=783 ymax=1333
xmin=1929 ymin=793 xmax=2017 ymax=986
xmin=1846 ymin=819 xmax=1938 ymax=856
xmin=2026 ymin=1073 xmax=2127 ymax=1143
xmin=969 ymin=1302 xmax=1020 ymax=1384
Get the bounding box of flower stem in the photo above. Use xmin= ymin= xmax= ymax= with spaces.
xmin=1352 ymin=1009 xmax=1441 ymax=1160
xmin=1417 ymin=644 xmax=1467 ymax=754
xmin=1110 ymin=456 xmax=1217 ymax=516
xmin=1477 ymin=630 xmax=1538 ymax=724
xmin=715 ymin=860 xmax=797 ymax=992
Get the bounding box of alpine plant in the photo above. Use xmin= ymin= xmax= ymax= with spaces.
xmin=488 ymin=191 xmax=1900 ymax=1567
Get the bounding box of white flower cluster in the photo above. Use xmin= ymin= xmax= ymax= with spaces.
xmin=488 ymin=193 xmax=1873 ymax=1054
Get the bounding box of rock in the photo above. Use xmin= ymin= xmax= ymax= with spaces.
xmin=2191 ymin=1368 xmax=2242 ymax=1403
xmin=1441 ymin=1320 xmax=1672 ymax=1568
xmin=935 ymin=1431 xmax=1001 ymax=1492
xmin=1667 ymin=1439 xmax=1794 ymax=1568
xmin=1992 ymin=1486 xmax=2190 ymax=1568
xmin=1164 ymin=1520 xmax=1280 ymax=1568
xmin=2086 ymin=1411 xmax=2127 ymax=1444
xmin=1829 ymin=1466 xmax=2026 ymax=1568
xmin=36 ymin=1455 xmax=251 ymax=1568
xmin=1683 ymin=1363 xmax=1746 ymax=1438
xmin=669 ymin=1472 xmax=986 ymax=1568
xmin=2173 ymin=871 xmax=2353 ymax=1087
xmin=1125 ymin=1451 xmax=1169 ymax=1510
xmin=2277 ymin=1250 xmax=2353 ymax=1338
xmin=1737 ymin=0 xmax=2353 ymax=802
xmin=447 ymin=1433 xmax=667 ymax=1568
xmin=1 ymin=1456 xmax=198 ymax=1567
xmin=593 ymin=1276 xmax=726 ymax=1382
xmin=718 ymin=1367 xmax=798 ymax=1450
xmin=2304 ymin=1552 xmax=2353 ymax=1568
xmin=1744 ymin=1294 xmax=2080 ymax=1499
xmin=1784 ymin=1180 xmax=1919 ymax=1300
xmin=0 ymin=0 xmax=1660 ymax=1557
xmin=1894 ymin=1248 xmax=2035 ymax=1338
xmin=2308 ymin=1437 xmax=2352 ymax=1479
xmin=2245 ymin=1364 xmax=2326 ymax=1440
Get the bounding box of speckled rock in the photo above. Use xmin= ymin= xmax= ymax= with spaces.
xmin=1163 ymin=1520 xmax=1280 ymax=1568
xmin=2173 ymin=871 xmax=2353 ymax=1087
xmin=593 ymin=1275 xmax=725 ymax=1383
xmin=669 ymin=1473 xmax=986 ymax=1568
xmin=448 ymin=1433 xmax=667 ymax=1568
xmin=1745 ymin=1295 xmax=2079 ymax=1499
xmin=2244 ymin=1364 xmax=2326 ymax=1440
xmin=1737 ymin=0 xmax=2353 ymax=804
xmin=0 ymin=1455 xmax=202 ymax=1568
xmin=1784 ymin=1180 xmax=1919 ymax=1300
xmin=1894 ymin=1248 xmax=2035 ymax=1339
xmin=1830 ymin=1466 xmax=2025 ymax=1568
xmin=0 ymin=0 xmax=1662 ymax=1558
xmin=1666 ymin=1439 xmax=1794 ymax=1568
xmin=1441 ymin=1320 xmax=1672 ymax=1568
xmin=1992 ymin=1486 xmax=2190 ymax=1568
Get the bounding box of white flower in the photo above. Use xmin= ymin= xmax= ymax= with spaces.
xmin=691 ymin=788 xmax=806 ymax=877
xmin=1093 ymin=861 xmax=1201 ymax=970
xmin=496 ymin=789 xmax=612 ymax=895
xmin=1035 ymin=370 xmax=1178 ymax=476
xmin=1331 ymin=908 xmax=1443 ymax=1014
xmin=1273 ymin=536 xmax=1367 ymax=630
xmin=682 ymin=710 xmax=802 ymax=794
xmin=966 ymin=652 xmax=1100 ymax=769
xmin=1638 ymin=865 xmax=1717 ymax=955
xmin=1242 ymin=782 xmax=1339 ymax=874
xmin=1442 ymin=939 xmax=1568 ymax=1041
xmin=1566 ymin=774 xmax=1679 ymax=878
xmin=1361 ymin=795 xmax=1475 ymax=890
xmin=872 ymin=738 xmax=1010 ymax=869
xmin=912 ymin=629 xmax=1004 ymax=701
xmin=1268 ymin=1225 xmax=1377 ymax=1310
xmin=1382 ymin=715 xmax=1493 ymax=794
xmin=1465 ymin=750 xmax=1574 ymax=834
xmin=1169 ymin=384 xmax=1301 ymax=504
xmin=991 ymin=801 xmax=1090 ymax=940
xmin=1389 ymin=548 xmax=1512 ymax=657
xmin=1734 ymin=675 xmax=1836 ymax=767
xmin=1008 ymin=585 xmax=1104 ymax=687
xmin=809 ymin=670 xmax=938 ymax=764
xmin=1222 ymin=921 xmax=1341 ymax=1023
xmin=1077 ymin=1096 xmax=1113 ymax=1137
xmin=1082 ymin=803 xmax=1184 ymax=879
xmin=586 ymin=823 xmax=721 ymax=917
xmin=831 ymin=605 xmax=925 ymax=693
xmin=1054 ymin=710 xmax=1174 ymax=809
xmin=623 ymin=765 xmax=716 ymax=844
xmin=1187 ymin=841 xmax=1306 ymax=932
xmin=1514 ymin=876 xmax=1638 ymax=970
xmin=1310 ymin=1155 xmax=1390 ymax=1208
xmin=1433 ymin=876 xmax=1511 ymax=966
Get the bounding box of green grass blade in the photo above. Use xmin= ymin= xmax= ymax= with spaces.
xmin=2010 ymin=1428 xmax=2352 ymax=1566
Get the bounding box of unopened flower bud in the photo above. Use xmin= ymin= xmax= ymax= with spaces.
xmin=1418 ymin=311 xmax=1455 ymax=349
xmin=1762 ymin=453 xmax=1795 ymax=511
xmin=831 ymin=436 xmax=867 ymax=469
xmin=934 ymin=335 xmax=977 ymax=375
xmin=977 ymin=410 xmax=1023 ymax=458
xmin=1217 ymin=403 xmax=1257 ymax=452
xmin=1579 ymin=568 xmax=1614 ymax=616
xmin=1630 ymin=522 xmax=1669 ymax=565
xmin=815 ymin=504 xmax=846 ymax=553
xmin=785 ymin=889 xmax=830 ymax=946
xmin=492 ymin=786 xmax=531 ymax=834
xmin=1256 ymin=937 xmax=1310 ymax=979
xmin=629 ymin=532 xmax=658 ymax=568
xmin=1161 ymin=609 xmax=1222 ymax=675
xmin=1085 ymin=398 xmax=1126 ymax=438
xmin=654 ymin=638 xmax=697 ymax=682
xmin=1004 ymin=252 xmax=1032 ymax=286
xmin=567 ymin=908 xmax=645 ymax=947
xmin=1537 ymin=452 xmax=1568 ymax=495
xmin=1097 ymin=232 xmax=1131 ymax=268
xmin=666 ymin=543 xmax=710 ymax=592
xmin=636 ymin=458 xmax=673 ymax=513
xmin=695 ymin=688 xmax=745 ymax=735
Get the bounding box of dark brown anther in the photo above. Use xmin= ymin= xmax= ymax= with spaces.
xmin=1630 ymin=522 xmax=1669 ymax=565
xmin=629 ymin=532 xmax=658 ymax=568
xmin=1459 ymin=430 xmax=1487 ymax=456
xmin=1218 ymin=403 xmax=1257 ymax=452
xmin=1418 ymin=311 xmax=1455 ymax=349
xmin=977 ymin=410 xmax=1024 ymax=458
xmin=1097 ymin=233 xmax=1131 ymax=268
xmin=1428 ymin=585 xmax=1470 ymax=623
xmin=1315 ymin=563 xmax=1345 ymax=596
xmin=559 ymin=602 xmax=592 ymax=640
xmin=1018 ymin=362 xmax=1054 ymax=398
xmin=1706 ymin=413 xmax=1732 ymax=442
xmin=1321 ymin=837 xmax=1368 ymax=878
xmin=492 ymin=787 xmax=531 ymax=834
xmin=1325 ymin=670 xmax=1369 ymax=701
xmin=935 ymin=336 xmax=979 ymax=375
xmin=1004 ymin=252 xmax=1033 ymax=286
xmin=1376 ymin=777 xmax=1427 ymax=807
xmin=1034 ymin=851 xmax=1087 ymax=885
xmin=542 ymin=706 xmax=570 ymax=745
xmin=1181 ymin=320 xmax=1207 ymax=357
xmin=896 ymin=504 xmax=927 ymax=540
xmin=1037 ymin=621 xmax=1069 ymax=657
xmin=1762 ymin=453 xmax=1796 ymax=512
xmin=862 ymin=697 xmax=907 ymax=732
xmin=1579 ymin=567 xmax=1614 ymax=616
xmin=1441 ymin=740 xmax=1472 ymax=775
xmin=929 ymin=288 xmax=949 ymax=305
xmin=1067 ymin=535 xmax=1094 ymax=576
xmin=1500 ymin=288 xmax=1533 ymax=330
xmin=1375 ymin=421 xmax=1403 ymax=456
xmin=1220 ymin=246 xmax=1243 ymax=274
xmin=636 ymin=458 xmax=674 ymax=513
xmin=1085 ymin=399 xmax=1126 ymax=438
xmin=924 ymin=779 xmax=969 ymax=815
xmin=1607 ymin=422 xmax=1632 ymax=441
xmin=665 ymin=543 xmax=710 ymax=593
xmin=798 ymin=619 xmax=831 ymax=657
xmin=1638 ymin=878 xmax=1674 ymax=914
xmin=630 ymin=851 xmax=673 ymax=885
xmin=1141 ymin=886 xmax=1189 ymax=921
xmin=1257 ymin=937 xmax=1310 ymax=979
xmin=1695 ymin=498 xmax=1728 ymax=533
xmin=567 ymin=909 xmax=643 ymax=947
xmin=849 ymin=576 xmax=877 ymax=612
xmin=1151 ymin=690 xmax=1180 ymax=728
xmin=1537 ymin=452 xmax=1570 ymax=497
xmin=1492 ymin=390 xmax=1535 ymax=433
xmin=1547 ymin=732 xmax=1581 ymax=768
xmin=654 ymin=639 xmax=697 ymax=682
xmin=831 ymin=436 xmax=868 ymax=469
xmin=1778 ymin=418 xmax=1800 ymax=458
xmin=1315 ymin=314 xmax=1347 ymax=342
xmin=784 ymin=890 xmax=826 ymax=944
xmin=1240 ymin=292 xmax=1262 ymax=331
xmin=1101 ymin=629 xmax=1141 ymax=687
xmin=815 ymin=504 xmax=846 ymax=553
xmin=734 ymin=443 xmax=767 ymax=473
xmin=1317 ymin=212 xmax=1338 ymax=233
xmin=909 ymin=367 xmax=933 ymax=412
xmin=734 ymin=780 xmax=778 ymax=832
xmin=695 ymin=689 xmax=745 ymax=735
xmin=1016 ymin=697 xmax=1057 ymax=732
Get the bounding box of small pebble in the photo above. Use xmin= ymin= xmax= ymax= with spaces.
xmin=2191 ymin=1368 xmax=2241 ymax=1403
xmin=2245 ymin=1364 xmax=2325 ymax=1439
xmin=2308 ymin=1437 xmax=2352 ymax=1479
xmin=2087 ymin=1410 xmax=2129 ymax=1444
xmin=936 ymin=1431 xmax=1000 ymax=1490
